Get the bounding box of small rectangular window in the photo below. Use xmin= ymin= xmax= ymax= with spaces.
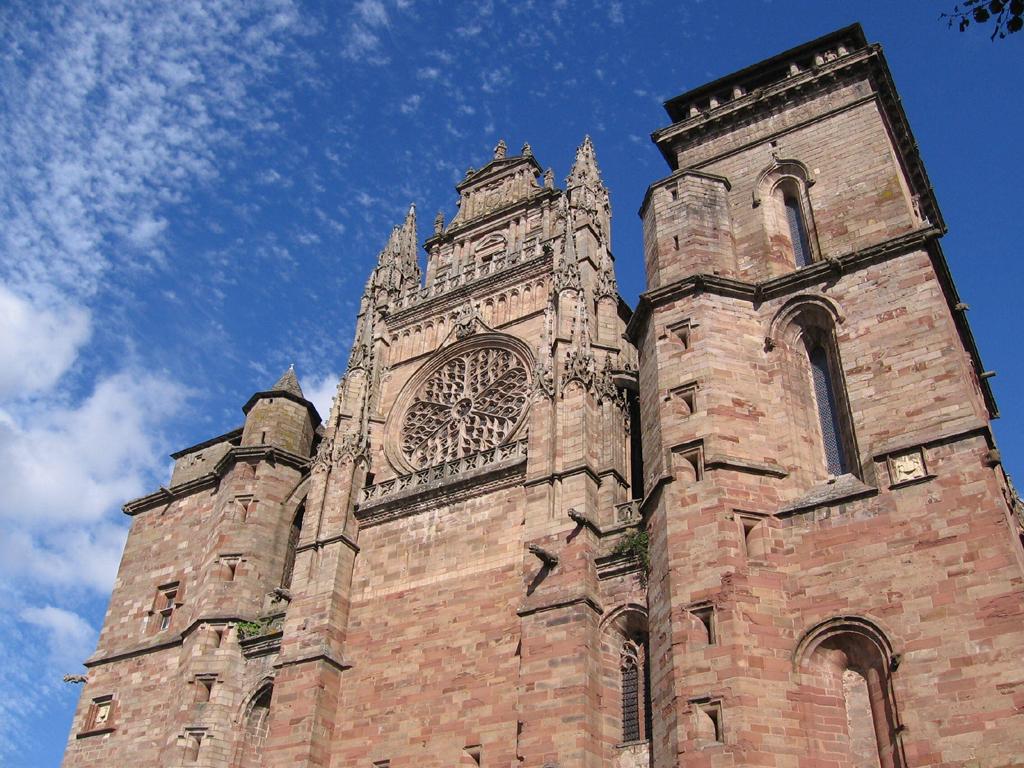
xmin=692 ymin=698 xmax=724 ymax=745
xmin=183 ymin=729 xmax=206 ymax=762
xmin=152 ymin=581 xmax=180 ymax=633
xmin=195 ymin=676 xmax=215 ymax=703
xmin=78 ymin=695 xmax=115 ymax=737
xmin=691 ymin=604 xmax=716 ymax=645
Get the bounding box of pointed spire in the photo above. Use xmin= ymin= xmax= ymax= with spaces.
xmin=566 ymin=135 xmax=610 ymax=238
xmin=566 ymin=135 xmax=601 ymax=188
xmin=368 ymin=204 xmax=421 ymax=305
xmin=273 ymin=364 xmax=304 ymax=398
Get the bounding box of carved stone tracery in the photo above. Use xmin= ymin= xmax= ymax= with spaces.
xmin=391 ymin=337 xmax=533 ymax=472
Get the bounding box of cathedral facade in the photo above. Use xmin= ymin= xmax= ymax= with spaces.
xmin=63 ymin=25 xmax=1024 ymax=768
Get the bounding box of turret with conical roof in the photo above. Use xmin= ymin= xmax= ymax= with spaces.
xmin=241 ymin=365 xmax=321 ymax=455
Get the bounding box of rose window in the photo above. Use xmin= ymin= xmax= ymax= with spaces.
xmin=399 ymin=347 xmax=530 ymax=469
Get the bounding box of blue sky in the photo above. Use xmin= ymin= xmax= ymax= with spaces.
xmin=0 ymin=2 xmax=1021 ymax=765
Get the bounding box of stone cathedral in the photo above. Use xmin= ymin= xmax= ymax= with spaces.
xmin=63 ymin=25 xmax=1024 ymax=768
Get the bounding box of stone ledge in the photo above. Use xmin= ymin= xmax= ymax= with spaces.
xmin=595 ymin=552 xmax=643 ymax=581
xmin=123 ymin=445 xmax=310 ymax=516
xmin=516 ymin=594 xmax=603 ymax=618
xmin=704 ymin=453 xmax=788 ymax=479
xmin=776 ymin=474 xmax=877 ymax=519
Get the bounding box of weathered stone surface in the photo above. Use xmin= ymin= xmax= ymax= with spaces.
xmin=62 ymin=24 xmax=1022 ymax=768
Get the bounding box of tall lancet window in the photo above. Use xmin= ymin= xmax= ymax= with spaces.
xmin=621 ymin=641 xmax=642 ymax=743
xmin=808 ymin=345 xmax=848 ymax=476
xmin=620 ymin=637 xmax=651 ymax=743
xmin=785 ymin=192 xmax=813 ymax=268
xmin=280 ymin=504 xmax=304 ymax=590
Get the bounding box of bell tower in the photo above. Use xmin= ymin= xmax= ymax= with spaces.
xmin=633 ymin=23 xmax=1024 ymax=767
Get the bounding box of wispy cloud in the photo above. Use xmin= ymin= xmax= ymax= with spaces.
xmin=400 ymin=93 xmax=423 ymax=114
xmin=0 ymin=0 xmax=304 ymax=760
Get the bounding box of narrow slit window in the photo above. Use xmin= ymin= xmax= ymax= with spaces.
xmin=785 ymin=193 xmax=812 ymax=267
xmin=809 ymin=345 xmax=848 ymax=475
xmin=281 ymin=505 xmax=304 ymax=590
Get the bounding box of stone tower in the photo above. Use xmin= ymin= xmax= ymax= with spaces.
xmin=62 ymin=24 xmax=1024 ymax=768
xmin=632 ymin=23 xmax=1023 ymax=767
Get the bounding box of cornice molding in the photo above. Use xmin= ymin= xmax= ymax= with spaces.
xmin=123 ymin=445 xmax=311 ymax=516
xmin=625 ymin=226 xmax=941 ymax=340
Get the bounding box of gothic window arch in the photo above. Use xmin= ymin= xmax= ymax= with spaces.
xmin=795 ymin=617 xmax=906 ymax=768
xmin=754 ymin=159 xmax=820 ymax=272
xmin=599 ymin=606 xmax=653 ymax=759
xmin=768 ymin=297 xmax=858 ymax=483
xmin=237 ymin=683 xmax=274 ymax=768
xmin=620 ymin=640 xmax=642 ymax=742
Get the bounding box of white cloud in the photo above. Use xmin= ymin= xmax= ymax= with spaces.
xmin=609 ymin=2 xmax=625 ymax=25
xmin=0 ymin=371 xmax=187 ymax=527
xmin=303 ymin=370 xmax=340 ymax=421
xmin=0 ymin=0 xmax=302 ymax=300
xmin=481 ymin=66 xmax=510 ymax=93
xmin=400 ymin=93 xmax=423 ymax=114
xmin=0 ymin=285 xmax=91 ymax=399
xmin=20 ymin=606 xmax=96 ymax=670
xmin=342 ymin=0 xmax=412 ymax=63
xmin=0 ymin=370 xmax=188 ymax=591
xmin=355 ymin=0 xmax=389 ymax=27
xmin=0 ymin=3 xmax=302 ymax=759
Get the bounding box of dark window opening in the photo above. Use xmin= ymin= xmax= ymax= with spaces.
xmin=785 ymin=193 xmax=812 ymax=268
xmin=281 ymin=505 xmax=304 ymax=590
xmin=628 ymin=393 xmax=644 ymax=500
xmin=809 ymin=345 xmax=849 ymax=475
xmin=620 ymin=635 xmax=652 ymax=744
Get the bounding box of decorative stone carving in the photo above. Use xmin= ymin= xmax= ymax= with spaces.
xmin=533 ymin=357 xmax=555 ymax=399
xmin=595 ymin=243 xmax=619 ymax=301
xmin=334 ymin=430 xmax=370 ymax=465
xmin=563 ymin=347 xmax=596 ymax=391
xmin=391 ymin=338 xmax=533 ymax=472
xmin=596 ymin=356 xmax=627 ymax=409
xmin=311 ymin=436 xmax=334 ymax=473
xmin=454 ymin=303 xmax=484 ymax=340
xmin=494 ymin=139 xmax=507 ymax=159
xmin=532 ymin=303 xmax=556 ymax=399
xmin=552 ymin=230 xmax=583 ymax=296
xmin=347 ymin=342 xmax=371 ymax=371
xmin=887 ymin=448 xmax=927 ymax=486
xmin=360 ymin=437 xmax=528 ymax=505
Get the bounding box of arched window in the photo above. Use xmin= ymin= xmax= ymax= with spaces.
xmin=808 ymin=344 xmax=849 ymax=475
xmin=239 ymin=684 xmax=273 ymax=768
xmin=619 ymin=636 xmax=652 ymax=743
xmin=600 ymin=606 xmax=653 ymax=761
xmin=767 ymin=297 xmax=858 ymax=485
xmin=280 ymin=504 xmax=303 ymax=590
xmin=796 ymin=618 xmax=906 ymax=768
xmin=784 ymin=192 xmax=812 ymax=268
xmin=755 ymin=159 xmax=819 ymax=274
xmin=621 ymin=641 xmax=641 ymax=742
